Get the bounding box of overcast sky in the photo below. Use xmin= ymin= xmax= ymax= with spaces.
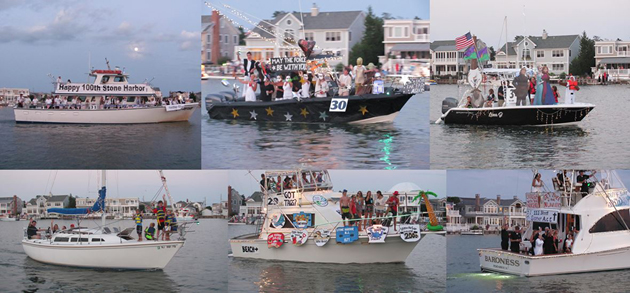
xmin=204 ymin=0 xmax=430 ymax=29
xmin=0 ymin=0 xmax=200 ymax=93
xmin=228 ymin=170 xmax=446 ymax=198
xmin=431 ymin=0 xmax=630 ymax=49
xmin=0 ymin=170 xmax=227 ymax=205
xmin=448 ymin=170 xmax=630 ymax=200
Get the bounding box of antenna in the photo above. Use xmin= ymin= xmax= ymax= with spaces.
xmin=105 ymin=58 xmax=111 ymax=70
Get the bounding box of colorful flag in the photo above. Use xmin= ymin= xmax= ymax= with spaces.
xmin=455 ymin=32 xmax=474 ymax=50
xmin=477 ymin=47 xmax=489 ymax=61
xmin=463 ymin=46 xmax=477 ymax=60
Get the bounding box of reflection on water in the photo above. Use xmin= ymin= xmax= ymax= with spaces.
xmin=431 ymin=85 xmax=630 ymax=169
xmin=202 ymin=79 xmax=429 ymax=170
xmin=228 ymin=225 xmax=445 ymax=292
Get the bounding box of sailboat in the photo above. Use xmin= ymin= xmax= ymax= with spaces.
xmin=21 ymin=171 xmax=188 ymax=270
xmin=159 ymin=171 xmax=197 ymax=222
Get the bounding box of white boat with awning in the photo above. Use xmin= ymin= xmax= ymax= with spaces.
xmin=229 ymin=169 xmax=445 ymax=264
xmin=479 ymin=170 xmax=630 ymax=276
xmin=14 ymin=66 xmax=198 ymax=124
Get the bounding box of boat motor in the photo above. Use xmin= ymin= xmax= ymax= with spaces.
xmin=441 ymin=97 xmax=459 ymax=114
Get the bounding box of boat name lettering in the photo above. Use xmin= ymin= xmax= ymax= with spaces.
xmin=484 ymin=255 xmax=520 ymax=267
xmin=57 ymin=83 xmax=148 ymax=93
xmin=156 ymin=245 xmax=177 ymax=250
xmin=241 ymin=245 xmax=259 ymax=253
xmin=488 ymin=112 xmax=503 ymax=118
xmin=267 ymin=197 xmax=279 ymax=206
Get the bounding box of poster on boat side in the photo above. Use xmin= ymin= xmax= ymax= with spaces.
xmin=366 ymin=225 xmax=388 ymax=243
xmin=267 ymin=233 xmax=285 ymax=248
xmin=292 ymin=212 xmax=312 ymax=229
xmin=270 ymin=213 xmax=286 ymax=228
xmin=311 ymin=195 xmax=328 ymax=207
xmin=290 ymin=230 xmax=309 ymax=246
xmin=269 ymin=57 xmax=307 ymax=72
xmin=336 ymin=226 xmax=359 ymax=244
xmin=399 ymin=224 xmax=421 ymax=242
xmin=526 ymin=192 xmax=562 ymax=209
xmin=526 ymin=209 xmax=558 ymax=223
xmin=313 ymin=229 xmax=331 ymax=247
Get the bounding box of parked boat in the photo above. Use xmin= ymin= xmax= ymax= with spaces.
xmin=229 ymin=168 xmax=445 ymax=263
xmin=14 ymin=65 xmax=198 ymax=124
xmin=479 ymin=170 xmax=630 ymax=276
xmin=22 ymin=171 xmax=189 ymax=270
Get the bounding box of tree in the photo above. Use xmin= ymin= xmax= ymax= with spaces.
xmin=447 ymin=196 xmax=461 ymax=204
xmin=238 ymin=27 xmax=246 ymax=45
xmin=569 ymin=31 xmax=596 ymax=77
xmin=272 ymin=11 xmax=287 ymax=18
xmin=335 ymin=63 xmax=345 ymax=72
xmin=189 ymin=92 xmax=197 ymax=102
xmin=349 ymin=6 xmax=384 ymax=66
xmin=489 ymin=46 xmax=496 ymax=61
xmin=68 ymin=196 xmax=76 ymax=208
xmin=218 ymin=56 xmax=231 ymax=65
xmin=139 ymin=204 xmax=145 ymax=212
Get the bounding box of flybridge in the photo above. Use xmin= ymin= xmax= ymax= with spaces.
xmin=55 ymin=83 xmax=153 ymax=95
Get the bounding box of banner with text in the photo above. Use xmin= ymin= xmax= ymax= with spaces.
xmin=55 ymin=83 xmax=155 ymax=95
xmin=270 ymin=57 xmax=307 ymax=72
xmin=526 ymin=209 xmax=558 ymax=223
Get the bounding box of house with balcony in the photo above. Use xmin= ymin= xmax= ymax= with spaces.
xmin=0 ymin=196 xmax=22 ymax=217
xmin=430 ymin=40 xmax=465 ymax=78
xmin=494 ymin=30 xmax=580 ymax=75
xmin=593 ymin=39 xmax=630 ymax=81
xmin=380 ymin=19 xmax=430 ymax=76
xmin=76 ymin=197 xmax=140 ymax=218
xmin=452 ymin=194 xmax=526 ymax=231
xmin=24 ymin=195 xmax=69 ymax=217
xmin=202 ymin=11 xmax=240 ymax=65
xmin=236 ymin=4 xmax=365 ymax=66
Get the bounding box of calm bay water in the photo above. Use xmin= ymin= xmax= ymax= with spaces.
xmin=201 ymin=79 xmax=430 ymax=170
xmin=0 ymin=107 xmax=201 ymax=169
xmin=430 ymin=85 xmax=630 ymax=169
xmin=447 ymin=235 xmax=630 ymax=293
xmin=0 ymin=219 xmax=227 ymax=293
xmin=228 ymin=225 xmax=445 ymax=292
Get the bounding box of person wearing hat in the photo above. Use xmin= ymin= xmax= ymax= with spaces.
xmin=353 ymin=58 xmax=366 ymax=95
xmin=338 ymin=68 xmax=352 ymax=96
xmin=314 ymin=73 xmax=329 ymax=98
xmin=339 ymin=189 xmax=351 ymax=226
xmin=386 ymin=191 xmax=401 ymax=231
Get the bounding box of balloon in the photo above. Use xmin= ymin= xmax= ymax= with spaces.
xmin=298 ymin=39 xmax=316 ymax=58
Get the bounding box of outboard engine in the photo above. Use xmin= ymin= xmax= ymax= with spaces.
xmin=441 ymin=97 xmax=459 ymax=114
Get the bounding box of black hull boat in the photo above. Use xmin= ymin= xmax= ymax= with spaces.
xmin=440 ymin=104 xmax=594 ymax=126
xmin=206 ymin=93 xmax=413 ymax=124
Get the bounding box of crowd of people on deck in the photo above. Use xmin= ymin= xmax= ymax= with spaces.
xmin=26 ymin=195 xmax=180 ymax=242
xmin=531 ymin=170 xmax=597 ymax=195
xmin=464 ymin=66 xmax=580 ymax=108
xmin=234 ymin=52 xmax=386 ymax=102
xmin=15 ymin=93 xmax=189 ymax=110
xmin=339 ymin=189 xmax=404 ymax=232
xmin=500 ymin=224 xmax=577 ymax=256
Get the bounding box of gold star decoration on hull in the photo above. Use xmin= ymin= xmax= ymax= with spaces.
xmin=359 ymin=105 xmax=368 ymax=115
xmin=300 ymin=108 xmax=309 ymax=118
xmin=231 ymin=108 xmax=239 ymax=118
xmin=265 ymin=107 xmax=274 ymax=116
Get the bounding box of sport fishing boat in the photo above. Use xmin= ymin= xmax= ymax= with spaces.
xmin=229 ymin=168 xmax=445 ymax=263
xmin=479 ymin=170 xmax=630 ymax=276
xmin=14 ymin=63 xmax=198 ymax=124
xmin=22 ymin=171 xmax=189 ymax=270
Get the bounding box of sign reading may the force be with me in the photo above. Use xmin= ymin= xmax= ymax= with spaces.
xmin=270 ymin=57 xmax=307 ymax=72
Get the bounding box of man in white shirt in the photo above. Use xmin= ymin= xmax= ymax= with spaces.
xmin=338 ymin=69 xmax=352 ymax=96
xmin=314 ymin=74 xmax=329 ymax=98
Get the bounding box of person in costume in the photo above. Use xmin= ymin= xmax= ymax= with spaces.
xmin=534 ymin=66 xmax=543 ymax=105
xmin=541 ymin=66 xmax=556 ymax=105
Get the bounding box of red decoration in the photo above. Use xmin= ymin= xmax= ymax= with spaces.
xmin=298 ymin=39 xmax=315 ymax=59
xmin=267 ymin=233 xmax=285 ymax=248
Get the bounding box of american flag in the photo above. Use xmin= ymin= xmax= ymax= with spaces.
xmin=455 ymin=32 xmax=474 ymax=50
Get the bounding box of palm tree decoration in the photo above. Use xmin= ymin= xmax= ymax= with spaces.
xmin=413 ymin=190 xmax=443 ymax=231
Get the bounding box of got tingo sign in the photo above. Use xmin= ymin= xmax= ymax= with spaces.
xmin=55 ymin=83 xmax=154 ymax=95
xmin=270 ymin=57 xmax=307 ymax=72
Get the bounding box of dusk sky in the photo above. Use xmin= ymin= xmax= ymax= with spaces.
xmin=228 ymin=170 xmax=446 ymax=198
xmin=448 ymin=170 xmax=630 ymax=200
xmin=431 ymin=0 xmax=630 ymax=50
xmin=0 ymin=0 xmax=200 ymax=93
xmin=0 ymin=170 xmax=227 ymax=205
xmin=204 ymin=0 xmax=430 ymax=29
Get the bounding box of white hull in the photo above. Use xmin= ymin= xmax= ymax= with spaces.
xmin=231 ymin=232 xmax=440 ymax=263
xmin=14 ymin=104 xmax=198 ymax=124
xmin=0 ymin=218 xmax=18 ymax=222
xmin=479 ymin=247 xmax=630 ymax=276
xmin=22 ymin=239 xmax=184 ymax=270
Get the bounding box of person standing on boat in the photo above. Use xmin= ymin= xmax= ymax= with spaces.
xmin=152 ymin=196 xmax=167 ymax=241
xmin=386 ymin=191 xmax=401 ymax=232
xmin=353 ymin=57 xmax=366 ymax=95
xmin=509 ymin=226 xmax=522 ymax=253
xmin=374 ymin=191 xmax=386 ymax=224
xmin=145 ymin=223 xmax=155 ymax=241
xmin=315 ymin=74 xmax=329 ymax=98
xmin=134 ymin=209 xmax=143 ymax=242
xmin=164 ymin=212 xmax=172 ymax=241
xmin=364 ymin=191 xmax=374 ymax=229
xmin=513 ymin=67 xmax=529 ymax=106
xmin=497 ymin=82 xmax=506 ymax=107
xmin=564 ymin=75 xmax=580 ymax=104
xmin=500 ymin=224 xmax=509 ymax=250
xmin=242 ymin=52 xmax=258 ymax=98
xmin=528 ymin=77 xmax=537 ymax=105
xmin=234 ymin=73 xmax=258 ymax=102
xmin=534 ymin=233 xmax=544 ymax=256
xmin=339 ymin=189 xmax=351 ymax=227
xmin=534 ymin=67 xmax=544 ymax=105
xmin=282 ymin=76 xmax=293 ymax=100
xmin=355 ymin=191 xmax=365 ymax=231
xmin=338 ymin=68 xmax=352 ymax=96
xmin=298 ymin=73 xmax=311 ymax=99
xmin=540 ymin=66 xmax=556 ymax=105
xmin=532 ymin=173 xmax=543 ymax=192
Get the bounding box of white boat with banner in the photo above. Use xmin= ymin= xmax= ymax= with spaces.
xmin=22 ymin=171 xmax=191 ymax=270
xmin=229 ymin=169 xmax=445 ymax=264
xmin=14 ymin=63 xmax=198 ymax=124
xmin=479 ymin=170 xmax=630 ymax=276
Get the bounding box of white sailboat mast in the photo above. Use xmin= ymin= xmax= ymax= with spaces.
xmin=159 ymin=170 xmax=177 ymax=216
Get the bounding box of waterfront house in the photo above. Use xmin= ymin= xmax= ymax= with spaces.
xmin=430 ymin=40 xmax=465 ymax=78
xmin=202 ymin=11 xmax=240 ymax=65
xmin=450 ymin=194 xmax=526 ymax=231
xmin=76 ymin=197 xmax=140 ymax=218
xmin=24 ymin=195 xmax=69 ymax=217
xmin=593 ymin=39 xmax=630 ymax=81
xmin=0 ymin=196 xmax=22 ymax=216
xmin=0 ymin=88 xmax=29 ymax=106
xmin=236 ymin=4 xmax=365 ymax=66
xmin=380 ymin=19 xmax=430 ymax=76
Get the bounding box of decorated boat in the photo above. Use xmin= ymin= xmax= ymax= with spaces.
xmin=229 ymin=168 xmax=445 ymax=263
xmin=479 ymin=170 xmax=630 ymax=276
xmin=22 ymin=171 xmax=191 ymax=270
xmin=436 ymin=32 xmax=594 ymax=126
xmin=14 ymin=63 xmax=198 ymax=124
